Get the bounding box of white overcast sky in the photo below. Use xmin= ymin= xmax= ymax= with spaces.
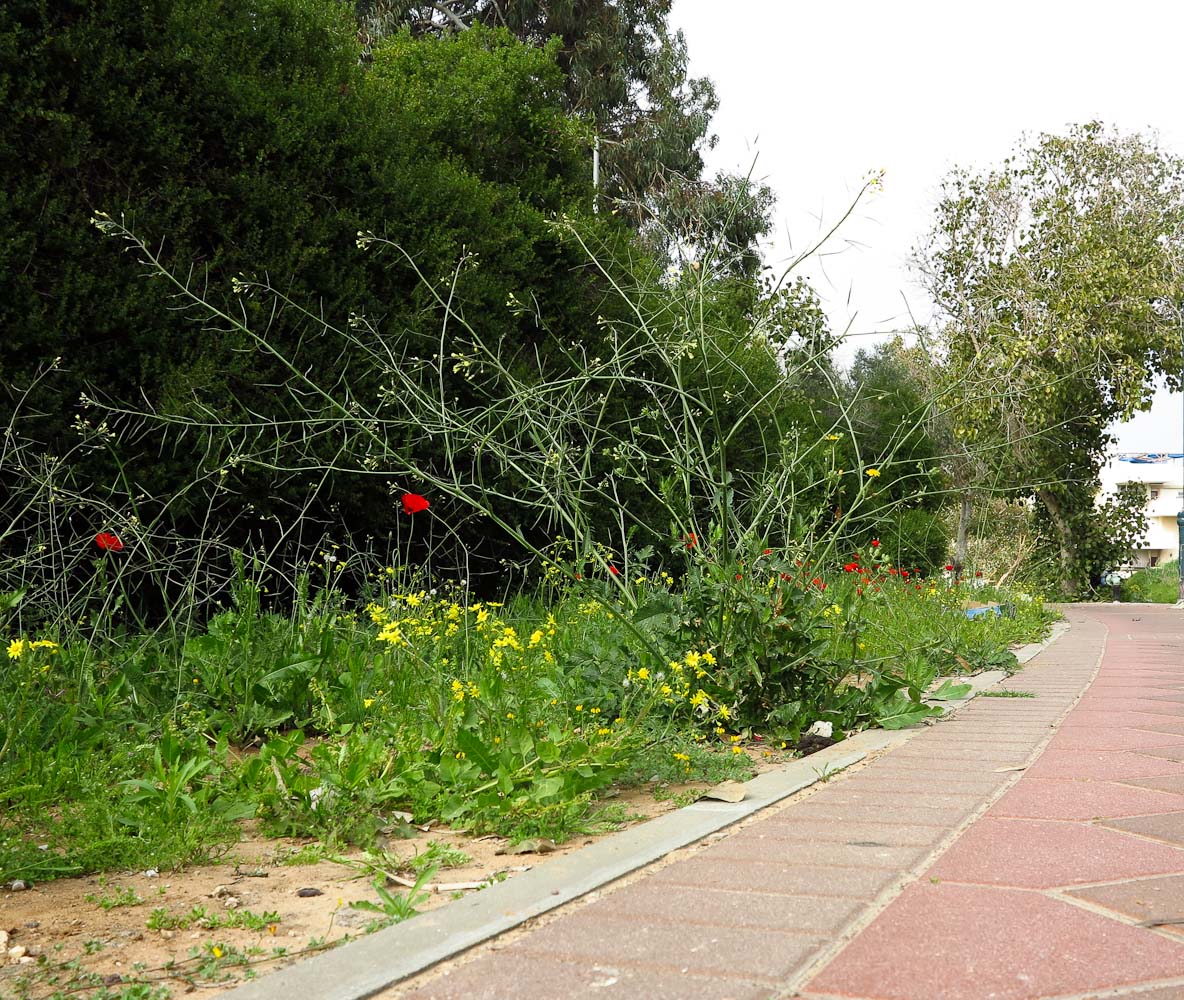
xmin=669 ymin=0 xmax=1184 ymax=453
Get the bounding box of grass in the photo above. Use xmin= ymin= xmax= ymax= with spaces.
xmin=0 ymin=547 xmax=1057 ymax=890
xmin=980 ymin=690 xmax=1036 ymax=698
xmin=1121 ymin=562 xmax=1182 ymax=603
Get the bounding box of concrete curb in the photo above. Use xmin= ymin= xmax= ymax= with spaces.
xmin=216 ymin=620 xmax=1072 ymax=1000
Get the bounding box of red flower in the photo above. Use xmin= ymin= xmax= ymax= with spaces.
xmin=401 ymin=493 xmax=430 ymax=515
xmin=762 ymin=548 xmax=772 ymax=556
xmin=95 ymin=532 xmax=123 ymax=552
xmin=870 ymin=538 xmax=880 ymax=548
xmin=975 ymin=570 xmax=983 ymax=577
xmin=944 ymin=564 xmax=954 ymax=572
xmin=735 ymin=573 xmax=743 ymax=581
xmin=811 ymin=577 xmax=822 ymax=587
xmin=901 ymin=570 xmax=909 ymax=579
xmin=609 ymin=565 xmax=620 ymax=576
xmin=686 ymin=532 xmax=697 ymax=549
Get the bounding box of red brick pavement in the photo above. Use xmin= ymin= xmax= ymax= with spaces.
xmin=383 ymin=604 xmax=1184 ymax=1000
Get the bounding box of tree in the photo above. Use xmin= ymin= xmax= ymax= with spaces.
xmin=915 ymin=123 xmax=1184 ymax=592
xmin=346 ymin=0 xmax=775 ymax=273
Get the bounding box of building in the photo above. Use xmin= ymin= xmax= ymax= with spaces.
xmin=1099 ymin=453 xmax=1184 ymax=568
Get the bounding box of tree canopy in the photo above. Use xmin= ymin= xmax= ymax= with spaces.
xmin=915 ymin=123 xmax=1184 ymax=589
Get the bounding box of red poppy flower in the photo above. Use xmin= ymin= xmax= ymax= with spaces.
xmin=811 ymin=577 xmax=822 ymax=587
xmin=95 ymin=532 xmax=123 ymax=552
xmin=401 ymin=493 xmax=430 ymax=515
xmin=734 ymin=573 xmax=743 ymax=581
xmin=762 ymin=548 xmax=772 ymax=556
xmin=975 ymin=570 xmax=983 ymax=577
xmin=609 ymin=565 xmax=620 ymax=576
xmin=944 ymin=564 xmax=954 ymax=572
xmin=870 ymin=538 xmax=880 ymax=548
xmin=686 ymin=532 xmax=697 ymax=549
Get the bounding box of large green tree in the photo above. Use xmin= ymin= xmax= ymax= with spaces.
xmin=915 ymin=123 xmax=1184 ymax=591
xmin=347 ymin=0 xmax=774 ymax=273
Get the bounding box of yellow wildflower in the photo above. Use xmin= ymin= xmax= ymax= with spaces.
xmin=636 ymin=668 xmax=649 ymax=681
xmin=866 ymin=468 xmax=881 ymax=478
xmin=7 ymin=638 xmax=26 ymax=660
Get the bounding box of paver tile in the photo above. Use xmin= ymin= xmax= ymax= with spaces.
xmin=805 ymin=881 xmax=1184 ymax=1000
xmin=1066 ymin=873 xmax=1184 ymax=936
xmin=397 ymin=951 xmax=775 ymax=1000
xmin=707 ymin=830 xmax=928 ymax=870
xmin=1142 ymin=747 xmax=1184 ymax=763
xmin=927 ymin=817 xmax=1184 ymax=888
xmin=1025 ymin=750 xmax=1184 ymax=781
xmin=648 ymin=854 xmax=893 ymax=899
xmin=1123 ymin=775 xmax=1184 ymax=797
xmin=749 ymin=819 xmax=945 ymax=847
xmin=516 ymin=909 xmax=822 ymax=981
xmin=773 ymin=800 xmax=973 ymax=828
xmin=579 ymin=881 xmax=862 ymax=934
xmin=989 ymin=778 xmax=1184 ymax=821
xmin=1101 ymin=812 xmax=1184 ymax=848
xmin=1059 ymin=714 xmax=1184 ymax=732
xmin=1048 ymin=728 xmax=1184 ymax=752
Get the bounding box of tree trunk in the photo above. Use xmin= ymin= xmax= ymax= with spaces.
xmin=1036 ymin=487 xmax=1080 ymax=594
xmin=953 ymin=492 xmax=972 ymax=579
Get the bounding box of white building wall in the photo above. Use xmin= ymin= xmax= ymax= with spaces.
xmin=1099 ymin=454 xmax=1183 ymax=568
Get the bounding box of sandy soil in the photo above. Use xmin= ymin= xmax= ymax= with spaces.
xmin=0 ymin=750 xmax=792 ymax=999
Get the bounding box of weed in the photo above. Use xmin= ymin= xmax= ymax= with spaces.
xmin=86 ymin=885 xmax=145 ymax=909
xmin=981 ymin=690 xmax=1036 ymax=698
xmin=146 ymin=905 xmax=281 ymax=932
xmin=405 ymin=841 xmax=472 ymax=873
xmin=348 ymin=864 xmax=435 ymax=931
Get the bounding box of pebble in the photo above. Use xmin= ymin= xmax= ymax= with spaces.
xmin=7 ymin=945 xmax=27 ymax=961
xmin=6 ymin=880 xmax=30 ymax=891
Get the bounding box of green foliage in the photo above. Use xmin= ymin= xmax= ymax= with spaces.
xmin=1122 ymin=561 xmax=1183 ymax=603
xmin=918 ymin=123 xmax=1184 ymax=592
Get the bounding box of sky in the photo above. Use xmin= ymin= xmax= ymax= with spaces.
xmin=669 ymin=0 xmax=1184 ymax=453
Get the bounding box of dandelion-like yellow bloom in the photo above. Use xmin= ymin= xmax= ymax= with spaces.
xmin=689 ymin=689 xmax=709 ymax=708
xmin=636 ymin=667 xmax=650 ymax=681
xmin=866 ymin=468 xmax=881 ymax=478
xmin=684 ymin=651 xmax=701 ymax=670
xmin=7 ymin=638 xmax=26 ymax=659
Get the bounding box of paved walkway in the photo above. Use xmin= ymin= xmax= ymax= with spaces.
xmin=387 ymin=604 xmax=1184 ymax=1000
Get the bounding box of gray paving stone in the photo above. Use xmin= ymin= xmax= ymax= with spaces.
xmin=397 ymin=951 xmax=776 ymax=1000
xmin=578 ymin=880 xmax=863 ymax=934
xmin=648 ymin=854 xmax=895 ymax=899
xmin=515 ymin=909 xmax=822 ymax=981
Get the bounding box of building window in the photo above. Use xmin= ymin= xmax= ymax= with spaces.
xmin=1150 ymin=556 xmax=1159 ymax=567
xmin=1150 ymin=489 xmax=1160 ymax=500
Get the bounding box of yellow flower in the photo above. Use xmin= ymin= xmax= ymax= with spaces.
xmin=683 ymin=651 xmax=701 ymax=670
xmin=866 ymin=468 xmax=881 ymax=478
xmin=689 ymin=689 xmax=708 ymax=708
xmin=30 ymin=639 xmax=58 ymax=651
xmin=636 ymin=668 xmax=649 ymax=681
xmin=825 ymin=433 xmax=841 ymax=441
xmin=363 ymin=698 xmax=375 ymax=709
xmin=597 ymin=727 xmax=611 ymax=735
xmin=575 ymin=704 xmax=584 ymax=712
xmin=718 ymin=705 xmax=732 ymax=721
xmin=731 ymin=746 xmax=744 ymax=755
xmin=701 ymin=651 xmax=716 ymax=666
xmin=7 ymin=638 xmax=26 ymax=660
xmin=529 ymin=629 xmax=544 ymax=647
xmin=673 ymin=752 xmax=690 ymax=762
xmin=212 ymin=946 xmax=223 ymax=959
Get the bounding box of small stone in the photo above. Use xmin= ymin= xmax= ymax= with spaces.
xmin=7 ymin=880 xmax=29 ymax=891
xmin=142 ymin=869 xmax=159 ymax=879
xmin=0 ymin=930 xmax=8 ymax=948
xmin=17 ymin=956 xmax=35 ymax=965
xmin=223 ymin=896 xmax=241 ymax=910
xmin=160 ymin=930 xmax=175 ymax=940
xmin=8 ymin=945 xmax=28 ymax=960
xmin=210 ymin=884 xmax=234 ymax=899
xmin=104 ymin=974 xmax=123 ymax=986
xmin=24 ymin=921 xmax=39 ymax=929
xmin=295 ymin=887 xmax=323 ymax=898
